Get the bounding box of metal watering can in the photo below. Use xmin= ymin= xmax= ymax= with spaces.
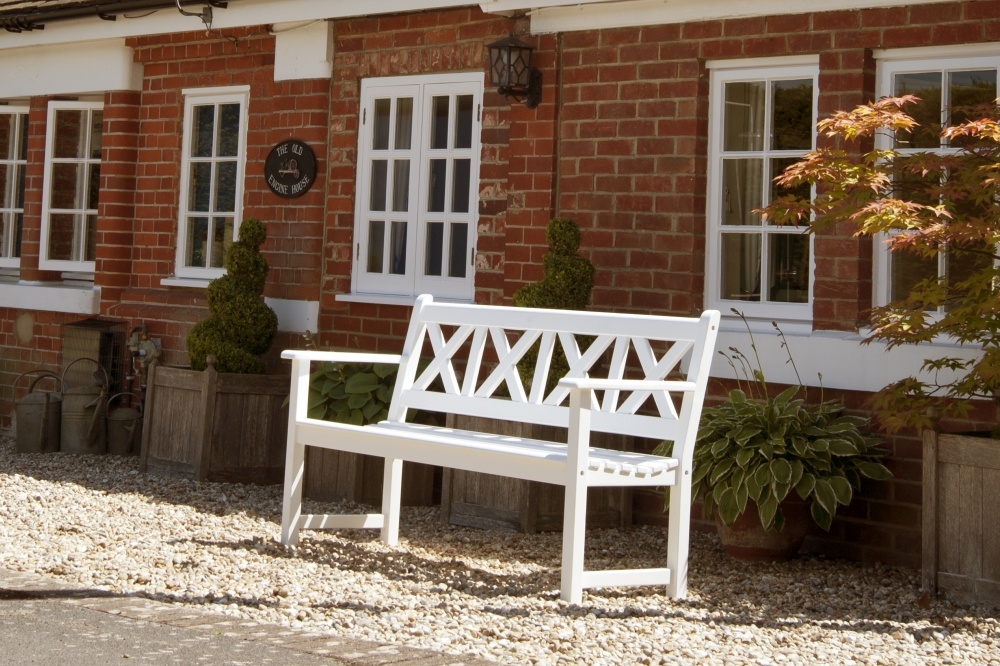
xmin=14 ymin=370 xmax=62 ymax=454
xmin=60 ymin=358 xmax=108 ymax=454
xmin=106 ymin=393 xmax=142 ymax=456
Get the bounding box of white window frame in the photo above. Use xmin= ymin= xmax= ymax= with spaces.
xmin=0 ymin=105 xmax=28 ymax=270
xmin=874 ymin=46 xmax=1000 ymax=310
xmin=39 ymin=100 xmax=103 ymax=274
xmin=175 ymin=86 xmax=249 ymax=281
xmin=351 ymin=72 xmax=483 ymax=301
xmin=705 ymin=57 xmax=819 ymax=323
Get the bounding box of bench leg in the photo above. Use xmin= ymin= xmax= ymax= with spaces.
xmin=560 ymin=475 xmax=587 ymax=604
xmin=665 ymin=480 xmax=690 ymax=598
xmin=280 ymin=440 xmax=306 ymax=546
xmin=381 ymin=457 xmax=403 ymax=546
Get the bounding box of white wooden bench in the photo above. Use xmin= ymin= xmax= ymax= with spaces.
xmin=280 ymin=295 xmax=719 ymax=603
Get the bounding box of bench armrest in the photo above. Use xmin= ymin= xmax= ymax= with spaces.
xmin=558 ymin=377 xmax=697 ymax=393
xmin=281 ymin=350 xmax=403 ymax=366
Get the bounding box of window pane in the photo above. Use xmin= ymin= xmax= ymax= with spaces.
xmin=12 ymin=212 xmax=22 ymax=257
xmin=48 ymin=213 xmax=77 ymax=261
xmin=724 ymin=81 xmax=765 ymax=152
xmin=425 ymin=221 xmax=443 ymax=276
xmin=431 ymin=96 xmax=449 ymax=150
xmin=449 ymin=222 xmax=468 ymax=279
xmin=187 ymin=216 xmax=209 ymax=268
xmin=17 ymin=116 xmax=27 ymax=159
xmin=452 ymin=159 xmax=470 ymax=213
xmin=50 ymin=163 xmax=84 ymax=209
xmin=367 ymin=220 xmax=385 ymax=273
xmin=894 ymin=72 xmax=942 ymax=148
xmin=0 ymin=164 xmax=9 ymax=207
xmin=721 ymin=232 xmax=761 ymax=301
xmin=189 ymin=162 xmax=212 ymax=212
xmin=948 ymin=70 xmax=997 ymax=130
xmin=392 ymin=160 xmax=410 ymax=212
xmin=87 ymin=163 xmax=100 ymax=210
xmin=768 ymin=234 xmax=809 ymax=303
xmin=722 ymin=158 xmax=763 ymax=226
xmin=0 ymin=212 xmax=11 ymax=258
xmin=455 ymin=95 xmax=473 ymax=149
xmin=54 ymin=109 xmax=86 ymax=159
xmin=215 ymin=161 xmax=237 ymax=212
xmin=389 ymin=220 xmax=407 ymax=275
xmin=370 ymin=160 xmax=387 ymax=212
xmin=771 ymin=79 xmax=813 ymax=151
xmin=192 ymin=105 xmax=216 ymax=157
xmin=210 ymin=217 xmax=233 ymax=269
xmin=217 ymin=104 xmax=240 ymax=157
xmin=0 ymin=116 xmax=12 ymax=159
xmin=85 ymin=213 xmax=97 ymax=261
xmin=890 ymin=249 xmax=936 ymax=302
xmin=373 ymin=99 xmax=391 ymax=151
xmin=769 ymin=157 xmax=810 ymax=210
xmin=89 ymin=111 xmax=103 ymax=160
xmin=394 ymin=98 xmax=413 ymax=150
xmin=14 ymin=164 xmax=24 ymax=208
xmin=945 ymin=241 xmax=994 ymax=311
xmin=428 ymin=158 xmax=446 ymax=212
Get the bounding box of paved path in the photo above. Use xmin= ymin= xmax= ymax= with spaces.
xmin=0 ymin=569 xmax=494 ymax=665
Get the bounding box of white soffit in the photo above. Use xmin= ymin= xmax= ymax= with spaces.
xmin=514 ymin=0 xmax=967 ymax=34
xmin=273 ymin=20 xmax=333 ymax=81
xmin=0 ymin=39 xmax=140 ymax=97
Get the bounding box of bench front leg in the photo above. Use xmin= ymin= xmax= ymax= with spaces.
xmin=381 ymin=457 xmax=403 ymax=546
xmin=280 ymin=357 xmax=311 ymax=546
xmin=561 ymin=386 xmax=593 ymax=604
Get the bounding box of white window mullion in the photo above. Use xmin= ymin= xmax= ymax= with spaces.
xmin=0 ymin=107 xmax=27 ymax=268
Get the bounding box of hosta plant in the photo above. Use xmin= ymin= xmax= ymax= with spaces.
xmin=657 ymin=312 xmax=892 ymax=532
xmin=307 ymin=360 xmax=396 ymax=425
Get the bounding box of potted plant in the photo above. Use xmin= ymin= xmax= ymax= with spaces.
xmin=139 ymin=218 xmax=289 ymax=484
xmin=763 ymin=96 xmax=1000 ymax=604
xmin=656 ymin=312 xmax=892 ymax=561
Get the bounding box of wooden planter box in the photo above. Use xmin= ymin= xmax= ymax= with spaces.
xmin=923 ymin=430 xmax=1000 ymax=607
xmin=304 ymin=449 xmax=438 ymax=506
xmin=139 ymin=359 xmax=289 ymax=484
xmin=440 ymin=414 xmax=632 ymax=533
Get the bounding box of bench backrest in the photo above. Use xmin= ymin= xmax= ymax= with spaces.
xmin=388 ymin=296 xmax=719 ymax=464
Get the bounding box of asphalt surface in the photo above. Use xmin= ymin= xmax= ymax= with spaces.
xmin=0 ymin=568 xmax=494 ymax=666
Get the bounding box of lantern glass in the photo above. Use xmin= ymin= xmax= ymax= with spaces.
xmin=488 ymin=35 xmax=534 ymax=92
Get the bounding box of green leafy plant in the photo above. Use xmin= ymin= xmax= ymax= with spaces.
xmin=656 ymin=311 xmax=892 ymax=532
xmin=763 ymin=96 xmax=1000 ymax=433
xmin=186 ymin=217 xmax=278 ymax=374
xmin=307 ymin=360 xmax=397 ymax=425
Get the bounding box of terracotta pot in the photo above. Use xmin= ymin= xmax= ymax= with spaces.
xmin=714 ymin=498 xmax=811 ymax=562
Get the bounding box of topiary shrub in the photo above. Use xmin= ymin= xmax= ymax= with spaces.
xmin=512 ymin=217 xmax=595 ymax=392
xmin=186 ymin=217 xmax=279 ymax=374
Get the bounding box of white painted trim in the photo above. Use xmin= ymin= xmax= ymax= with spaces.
xmin=336 ymin=292 xmax=475 ymax=307
xmin=273 ymin=20 xmax=333 ymax=82
xmin=265 ymin=297 xmax=320 ymax=333
xmin=0 ymin=39 xmax=140 ymax=98
xmin=0 ymin=281 xmax=100 ymax=314
xmin=0 ymin=105 xmax=28 ymax=270
xmin=160 ymin=277 xmax=209 ymax=288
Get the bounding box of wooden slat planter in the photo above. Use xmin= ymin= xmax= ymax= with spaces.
xmin=440 ymin=414 xmax=632 ymax=533
xmin=304 ymin=449 xmax=438 ymax=506
xmin=923 ymin=430 xmax=1000 ymax=608
xmin=139 ymin=359 xmax=289 ymax=484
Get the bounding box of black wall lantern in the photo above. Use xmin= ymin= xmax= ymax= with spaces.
xmin=487 ymin=34 xmax=542 ymax=109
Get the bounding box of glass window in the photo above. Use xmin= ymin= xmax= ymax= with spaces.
xmin=0 ymin=107 xmax=28 ymax=269
xmin=707 ymin=63 xmax=817 ymax=320
xmin=40 ymin=101 xmax=103 ymax=272
xmin=353 ymin=75 xmax=483 ymax=299
xmin=176 ymin=87 xmax=248 ymax=279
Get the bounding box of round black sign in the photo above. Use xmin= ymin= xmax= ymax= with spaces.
xmin=264 ymin=139 xmax=317 ymax=198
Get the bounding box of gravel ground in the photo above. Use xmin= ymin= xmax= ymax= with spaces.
xmin=0 ymin=435 xmax=997 ymax=665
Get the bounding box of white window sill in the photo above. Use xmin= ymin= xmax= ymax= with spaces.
xmin=161 ymin=277 xmax=211 ymax=289
xmin=336 ymin=293 xmax=474 ymax=307
xmin=0 ymin=280 xmax=99 ymax=315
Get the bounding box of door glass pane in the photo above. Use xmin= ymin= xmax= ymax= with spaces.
xmin=54 ymin=109 xmax=86 ymax=159
xmin=85 ymin=213 xmax=97 ymax=261
xmin=48 ymin=213 xmax=77 ymax=261
xmin=373 ymin=99 xmax=391 ymax=151
xmin=428 ymin=159 xmax=447 ymax=212
xmin=724 ymin=81 xmax=765 ymax=152
xmin=51 ymin=163 xmax=84 ymax=209
xmin=894 ymin=72 xmax=942 ymax=148
xmin=215 ymin=161 xmax=236 ymax=212
xmin=189 ymin=162 xmax=212 ymax=212
xmin=367 ymin=220 xmax=385 ymax=273
xmin=86 ymin=163 xmax=100 ymax=210
xmin=392 ymin=160 xmax=410 ymax=212
xmin=210 ymin=217 xmax=233 ymax=269
xmin=192 ymin=105 xmax=216 ymax=157
xmin=89 ymin=111 xmax=103 ymax=159
xmin=394 ymin=98 xmax=413 ymax=150
xmin=768 ymin=234 xmax=809 ymax=303
xmin=370 ymin=160 xmax=388 ymax=212
xmin=451 ymin=159 xmax=470 ymax=213
xmin=217 ymin=104 xmax=240 ymax=157
xmin=449 ymin=222 xmax=468 ymax=279
xmin=721 ymin=233 xmax=761 ymax=301
xmin=771 ymin=79 xmax=812 ymax=151
xmin=187 ymin=216 xmax=209 ymax=268
xmin=455 ymin=95 xmax=473 ymax=149
xmin=389 ymin=220 xmax=407 ymax=275
xmin=890 ymin=249 xmax=936 ymax=302
xmin=722 ymin=159 xmax=763 ymax=226
xmin=430 ymin=96 xmax=450 ymax=150
xmin=425 ymin=221 xmax=443 ymax=276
